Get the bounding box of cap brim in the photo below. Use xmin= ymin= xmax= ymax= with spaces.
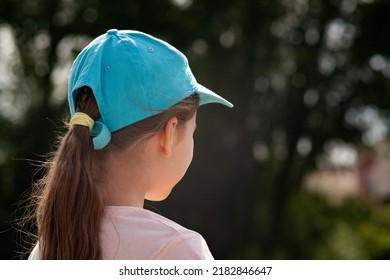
xmin=195 ymin=84 xmax=233 ymax=108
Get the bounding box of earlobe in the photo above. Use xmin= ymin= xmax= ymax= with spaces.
xmin=159 ymin=117 xmax=178 ymax=157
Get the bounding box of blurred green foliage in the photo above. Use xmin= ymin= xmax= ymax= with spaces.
xmin=288 ymin=193 xmax=390 ymax=259
xmin=1 ymin=0 xmax=390 ymax=259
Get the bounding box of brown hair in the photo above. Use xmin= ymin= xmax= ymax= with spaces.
xmin=33 ymin=87 xmax=199 ymax=259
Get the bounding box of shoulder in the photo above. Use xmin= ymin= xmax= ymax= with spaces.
xmin=101 ymin=206 xmax=214 ymax=260
xmin=142 ymin=208 xmax=214 ymax=259
xmin=142 ymin=208 xmax=196 ymax=234
xmin=156 ymin=230 xmax=214 ymax=260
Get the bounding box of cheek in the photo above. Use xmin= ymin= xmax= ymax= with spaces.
xmin=145 ymin=139 xmax=193 ymax=202
xmin=183 ymin=138 xmax=194 ymax=168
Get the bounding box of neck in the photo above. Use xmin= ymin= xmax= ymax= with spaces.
xmin=101 ymin=151 xmax=149 ymax=208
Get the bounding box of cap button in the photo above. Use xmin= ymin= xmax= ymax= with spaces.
xmin=107 ymin=29 xmax=118 ymax=35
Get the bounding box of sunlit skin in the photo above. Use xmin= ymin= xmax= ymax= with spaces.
xmin=102 ymin=113 xmax=197 ymax=207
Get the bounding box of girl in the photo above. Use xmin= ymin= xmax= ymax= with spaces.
xmin=28 ymin=29 xmax=232 ymax=259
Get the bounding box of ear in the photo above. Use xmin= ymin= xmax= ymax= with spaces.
xmin=158 ymin=117 xmax=178 ymax=157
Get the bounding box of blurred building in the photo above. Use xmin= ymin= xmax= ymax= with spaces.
xmin=304 ymin=140 xmax=390 ymax=205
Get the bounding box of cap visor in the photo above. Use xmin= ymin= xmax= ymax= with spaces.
xmin=195 ymin=84 xmax=233 ymax=108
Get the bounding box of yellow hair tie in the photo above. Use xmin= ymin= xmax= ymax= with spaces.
xmin=70 ymin=112 xmax=94 ymax=131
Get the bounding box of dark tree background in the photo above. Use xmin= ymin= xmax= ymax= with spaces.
xmin=1 ymin=0 xmax=390 ymax=259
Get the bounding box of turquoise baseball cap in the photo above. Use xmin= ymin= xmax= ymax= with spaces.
xmin=68 ymin=29 xmax=233 ymax=149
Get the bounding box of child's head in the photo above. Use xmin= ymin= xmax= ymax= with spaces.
xmin=68 ymin=29 xmax=232 ymax=150
xmin=72 ymin=87 xmax=200 ymax=204
xmin=33 ymin=29 xmax=232 ymax=259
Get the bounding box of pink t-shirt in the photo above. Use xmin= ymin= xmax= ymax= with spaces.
xmin=28 ymin=206 xmax=214 ymax=260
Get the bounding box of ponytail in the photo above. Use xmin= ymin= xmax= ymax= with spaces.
xmin=36 ymin=88 xmax=105 ymax=259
